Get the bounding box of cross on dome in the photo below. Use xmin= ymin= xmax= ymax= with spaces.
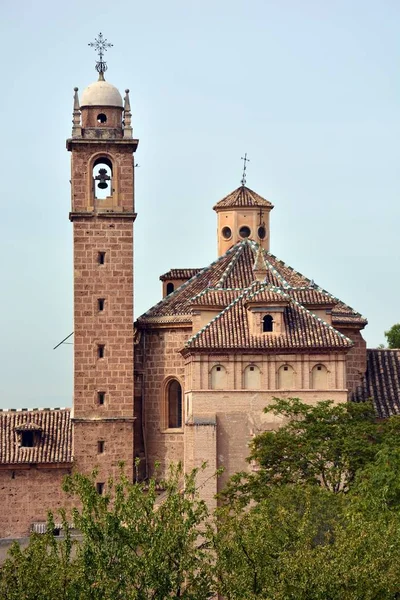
xmin=88 ymin=32 xmax=113 ymax=79
xmin=241 ymin=153 xmax=250 ymax=186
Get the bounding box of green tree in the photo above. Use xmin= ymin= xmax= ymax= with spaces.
xmin=224 ymin=398 xmax=400 ymax=503
xmin=385 ymin=323 xmax=400 ymax=348
xmin=0 ymin=464 xmax=215 ymax=600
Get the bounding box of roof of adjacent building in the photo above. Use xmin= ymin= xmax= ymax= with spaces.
xmin=352 ymin=349 xmax=400 ymax=418
xmin=213 ymin=185 xmax=274 ymax=210
xmin=160 ymin=268 xmax=202 ymax=282
xmin=0 ymin=409 xmax=72 ymax=465
xmin=139 ymin=240 xmax=367 ymax=349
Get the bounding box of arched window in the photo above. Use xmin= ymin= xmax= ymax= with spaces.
xmin=311 ymin=364 xmax=328 ymax=389
xmin=278 ymin=364 xmax=295 ymax=389
xmin=244 ymin=364 xmax=261 ymax=389
xmin=263 ymin=315 xmax=274 ymax=332
xmin=210 ymin=365 xmax=227 ymax=390
xmin=92 ymin=156 xmax=113 ymax=200
xmin=167 ymin=379 xmax=182 ymax=428
xmin=166 ymin=282 xmax=174 ymax=295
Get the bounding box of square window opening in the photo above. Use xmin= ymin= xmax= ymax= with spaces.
xmin=96 ymin=482 xmax=105 ymax=495
xmin=216 ymin=366 xmax=221 ymax=372
xmin=21 ymin=431 xmax=35 ymax=447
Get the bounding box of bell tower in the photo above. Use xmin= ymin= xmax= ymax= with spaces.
xmin=67 ymin=35 xmax=138 ymax=484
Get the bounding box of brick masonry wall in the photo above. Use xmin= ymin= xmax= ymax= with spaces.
xmin=336 ymin=327 xmax=367 ymax=395
xmin=70 ymin=144 xmax=135 ymax=213
xmin=73 ymin=218 xmax=134 ymax=420
xmin=73 ymin=422 xmax=134 ymax=482
xmin=135 ymin=326 xmax=191 ymax=477
xmin=0 ymin=468 xmax=72 ymax=538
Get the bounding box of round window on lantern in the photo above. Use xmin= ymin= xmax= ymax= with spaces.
xmin=221 ymin=226 xmax=232 ymax=239
xmin=97 ymin=113 xmax=107 ymax=124
xmin=239 ymin=226 xmax=251 ymax=238
xmin=258 ymin=226 xmax=266 ymax=239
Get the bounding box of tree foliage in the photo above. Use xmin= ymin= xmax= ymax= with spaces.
xmin=0 ymin=464 xmax=214 ymax=600
xmin=3 ymin=401 xmax=400 ymax=599
xmin=224 ymin=397 xmax=400 ymax=502
xmin=385 ymin=323 xmax=400 ymax=349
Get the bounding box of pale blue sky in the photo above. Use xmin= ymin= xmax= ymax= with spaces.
xmin=0 ymin=0 xmax=398 ymax=409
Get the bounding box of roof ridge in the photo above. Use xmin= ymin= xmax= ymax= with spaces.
xmin=248 ymin=241 xmax=291 ymax=287
xmin=185 ymin=287 xmax=253 ymax=346
xmin=139 ymin=243 xmax=241 ymax=319
xmin=215 ymin=242 xmax=246 ymax=288
xmin=0 ymin=407 xmax=69 ymax=412
xmin=289 ymin=297 xmax=353 ymax=344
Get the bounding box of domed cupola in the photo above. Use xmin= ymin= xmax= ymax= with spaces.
xmin=80 ymin=79 xmax=123 ymax=109
xmin=71 ymin=34 xmax=133 ymax=140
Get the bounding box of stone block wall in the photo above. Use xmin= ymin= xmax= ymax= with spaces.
xmin=0 ymin=467 xmax=72 ymax=539
xmin=135 ymin=326 xmax=190 ymax=477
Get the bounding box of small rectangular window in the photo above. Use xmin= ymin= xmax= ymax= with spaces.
xmin=98 ymin=252 xmax=106 ymax=265
xmin=98 ymin=440 xmax=105 ymax=454
xmin=21 ymin=431 xmax=35 ymax=447
xmin=250 ymin=366 xmax=254 ymax=372
xmin=96 ymin=482 xmax=105 ymax=495
xmin=97 ymin=344 xmax=105 ymax=359
xmin=98 ymin=298 xmax=105 ymax=311
xmin=98 ymin=391 xmax=105 ymax=405
xmin=216 ymin=366 xmax=221 ymax=372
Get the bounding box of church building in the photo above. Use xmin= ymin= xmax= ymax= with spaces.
xmin=0 ymin=52 xmax=399 ymax=539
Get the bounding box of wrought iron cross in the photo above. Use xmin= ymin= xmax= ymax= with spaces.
xmin=241 ymin=153 xmax=250 ymax=186
xmin=88 ymin=33 xmax=113 ymax=75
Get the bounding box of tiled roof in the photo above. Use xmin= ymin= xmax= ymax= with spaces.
xmin=138 ymin=240 xmax=366 ymax=329
xmin=190 ymin=288 xmax=244 ymax=308
xmin=352 ymin=349 xmax=400 ymax=418
xmin=185 ymin=284 xmax=353 ymax=351
xmin=0 ymin=409 xmax=72 ymax=465
xmin=160 ymin=269 xmax=202 ymax=282
xmin=287 ymin=288 xmax=337 ymax=307
xmin=213 ymin=185 xmax=274 ymax=210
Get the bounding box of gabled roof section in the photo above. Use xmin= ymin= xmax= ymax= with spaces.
xmin=160 ymin=269 xmax=202 ymax=282
xmin=138 ymin=239 xmax=366 ymax=328
xmin=352 ymin=349 xmax=400 ymax=418
xmin=0 ymin=408 xmax=72 ymax=465
xmin=213 ymin=185 xmax=274 ymax=210
xmin=185 ymin=283 xmax=353 ymax=352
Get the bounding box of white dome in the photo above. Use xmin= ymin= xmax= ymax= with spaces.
xmin=80 ymin=79 xmax=123 ymax=108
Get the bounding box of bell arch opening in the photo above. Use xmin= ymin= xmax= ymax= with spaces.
xmin=92 ymin=156 xmax=113 ymax=200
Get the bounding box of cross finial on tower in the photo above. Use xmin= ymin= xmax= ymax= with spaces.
xmin=241 ymin=153 xmax=250 ymax=186
xmin=88 ymin=33 xmax=113 ymax=80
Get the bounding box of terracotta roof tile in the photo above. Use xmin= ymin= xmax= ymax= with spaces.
xmin=139 ymin=240 xmax=365 ymax=329
xmin=352 ymin=349 xmax=400 ymax=418
xmin=0 ymin=409 xmax=72 ymax=465
xmin=159 ymin=269 xmax=202 ymax=282
xmin=213 ymin=186 xmax=274 ymax=210
xmin=185 ymin=285 xmax=353 ymax=352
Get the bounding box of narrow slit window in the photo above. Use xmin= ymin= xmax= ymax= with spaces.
xmin=98 ymin=391 xmax=105 ymax=405
xmin=97 ymin=345 xmax=105 ymax=359
xmin=98 ymin=440 xmax=105 ymax=454
xmin=96 ymin=482 xmax=105 ymax=495
xmin=98 ymin=252 xmax=106 ymax=265
xmin=98 ymin=298 xmax=105 ymax=311
xmin=167 ymin=379 xmax=183 ymax=429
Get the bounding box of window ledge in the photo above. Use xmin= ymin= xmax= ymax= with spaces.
xmin=161 ymin=428 xmax=184 ymax=435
